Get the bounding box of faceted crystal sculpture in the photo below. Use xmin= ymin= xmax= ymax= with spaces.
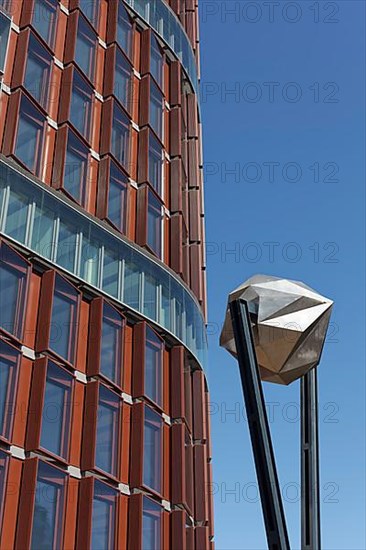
xmin=220 ymin=275 xmax=333 ymax=385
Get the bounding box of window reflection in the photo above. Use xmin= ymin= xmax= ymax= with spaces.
xmin=49 ymin=274 xmax=79 ymax=363
xmin=145 ymin=327 xmax=163 ymax=406
xmin=0 ymin=340 xmax=19 ymax=439
xmin=91 ymin=480 xmax=117 ymax=550
xmin=142 ymin=497 xmax=162 ymax=550
xmin=95 ymin=385 xmax=120 ymax=476
xmin=143 ymin=406 xmax=162 ymax=493
xmin=40 ymin=360 xmax=73 ymax=459
xmin=30 ymin=462 xmax=66 ymax=550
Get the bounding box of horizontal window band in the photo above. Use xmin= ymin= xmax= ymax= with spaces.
xmin=0 ymin=155 xmax=207 ymax=370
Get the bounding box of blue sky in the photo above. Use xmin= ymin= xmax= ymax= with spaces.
xmin=199 ymin=1 xmax=365 ymax=548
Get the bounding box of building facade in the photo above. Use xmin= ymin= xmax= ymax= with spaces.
xmin=0 ymin=0 xmax=213 ymax=548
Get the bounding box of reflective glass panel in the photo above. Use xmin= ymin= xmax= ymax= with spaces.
xmin=40 ymin=361 xmax=73 ymax=458
xmin=143 ymin=406 xmax=162 ymax=493
xmin=0 ymin=341 xmax=19 ymax=439
xmin=15 ymin=96 xmax=44 ymax=173
xmin=30 ymin=462 xmax=66 ymax=550
xmin=24 ymin=33 xmax=51 ymax=108
xmin=75 ymin=15 xmax=96 ymax=81
xmin=32 ymin=0 xmax=57 ymax=48
xmin=142 ymin=497 xmax=162 ymax=550
xmin=100 ymin=303 xmax=123 ymax=386
xmin=145 ymin=327 xmax=162 ymax=406
xmin=96 ymin=385 xmax=120 ymax=476
xmin=70 ymin=69 xmax=93 ymax=139
xmin=49 ymin=275 xmax=79 ymax=363
xmin=91 ymin=480 xmax=117 ymax=550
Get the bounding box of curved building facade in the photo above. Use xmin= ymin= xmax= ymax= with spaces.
xmin=0 ymin=0 xmax=213 ymax=548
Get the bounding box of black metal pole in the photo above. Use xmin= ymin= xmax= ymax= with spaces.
xmin=229 ymin=299 xmax=290 ymax=550
xmin=301 ymin=367 xmax=321 ymax=550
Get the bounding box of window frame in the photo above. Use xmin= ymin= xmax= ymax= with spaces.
xmin=22 ymin=30 xmax=53 ymax=109
xmin=88 ymin=297 xmax=125 ymax=390
xmin=0 ymin=9 xmax=11 ymax=75
xmin=72 ymin=11 xmax=97 ymax=84
xmin=0 ymin=338 xmax=21 ymax=444
xmin=136 ymin=185 xmax=164 ymax=259
xmin=26 ymin=356 xmax=74 ymax=463
xmin=81 ymin=381 xmax=122 ymax=481
xmin=0 ymin=240 xmax=30 ymax=341
xmin=25 ymin=0 xmax=59 ymax=50
xmin=36 ymin=270 xmax=81 ymax=367
xmin=17 ymin=459 xmax=68 ymax=550
xmin=130 ymin=402 xmax=163 ymax=499
xmin=132 ymin=322 xmax=164 ymax=410
xmin=96 ymin=156 xmax=129 ymax=235
xmin=69 ymin=66 xmax=94 ymax=141
xmin=0 ymin=449 xmax=10 ymax=533
xmin=4 ymin=91 xmax=46 ymax=176
xmin=52 ymin=124 xmax=90 ymax=207
xmin=106 ymin=0 xmax=134 ymax=61
xmin=76 ymin=476 xmax=119 ymax=549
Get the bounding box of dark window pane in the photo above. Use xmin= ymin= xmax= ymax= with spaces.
xmin=0 ymin=11 xmax=11 ymax=73
xmin=15 ymin=96 xmax=44 ymax=173
xmin=70 ymin=69 xmax=92 ymax=139
xmin=149 ymin=81 xmax=163 ymax=140
xmin=24 ymin=33 xmax=51 ymax=108
xmin=0 ymin=341 xmax=19 ymax=440
xmin=32 ymin=0 xmax=57 ymax=48
xmin=30 ymin=462 xmax=66 ymax=550
xmin=75 ymin=15 xmax=96 ymax=81
xmin=111 ymin=104 xmax=130 ymax=169
xmin=64 ymin=130 xmax=89 ymax=204
xmin=49 ymin=275 xmax=79 ymax=363
xmin=79 ymin=0 xmax=99 ymax=28
xmin=107 ymin=161 xmax=128 ymax=233
xmin=96 ymin=385 xmax=120 ymax=476
xmin=0 ymin=450 xmax=9 ymax=526
xmin=147 ymin=190 xmax=162 ymax=257
xmin=148 ymin=132 xmax=163 ymax=196
xmin=145 ymin=327 xmax=162 ymax=406
xmin=100 ymin=303 xmax=123 ymax=385
xmin=91 ymin=480 xmax=117 ymax=550
xmin=40 ymin=361 xmax=73 ymax=459
xmin=150 ymin=35 xmax=163 ymax=88
xmin=117 ymin=3 xmax=132 ymax=57
xmin=0 ymin=243 xmax=28 ymax=338
xmin=143 ymin=406 xmax=162 ymax=493
xmin=114 ymin=48 xmax=131 ymax=109
xmin=142 ymin=497 xmax=162 ymax=550
xmin=56 ymin=215 xmax=77 ymax=272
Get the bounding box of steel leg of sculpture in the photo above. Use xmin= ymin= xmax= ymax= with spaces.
xmin=301 ymin=367 xmax=321 ymax=550
xmin=229 ymin=299 xmax=290 ymax=550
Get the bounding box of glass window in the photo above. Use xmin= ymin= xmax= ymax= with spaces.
xmin=91 ymin=480 xmax=117 ymax=550
xmin=79 ymin=0 xmax=99 ymax=29
xmin=32 ymin=0 xmax=57 ymax=48
xmin=117 ymin=2 xmax=132 ymax=58
xmin=149 ymin=81 xmax=163 ymax=140
xmin=100 ymin=303 xmax=123 ymax=386
xmin=107 ymin=161 xmax=128 ymax=233
xmin=114 ymin=48 xmax=131 ymax=109
xmin=0 ymin=243 xmax=28 ymax=338
xmin=148 ymin=132 xmax=163 ymax=196
xmin=30 ymin=461 xmax=67 ymax=550
xmin=147 ymin=190 xmax=162 ymax=258
xmin=102 ymin=246 xmax=119 ymax=298
xmin=150 ymin=35 xmax=163 ymax=89
xmin=142 ymin=497 xmax=162 ymax=550
xmin=49 ymin=274 xmax=79 ymax=363
xmin=81 ymin=227 xmax=101 ymax=287
xmin=15 ymin=95 xmax=45 ymax=173
xmin=145 ymin=327 xmax=163 ymax=407
xmin=111 ymin=103 xmax=130 ymax=170
xmin=143 ymin=270 xmax=158 ymax=321
xmin=24 ymin=33 xmax=52 ymax=108
xmin=0 ymin=11 xmax=11 ymax=73
xmin=0 ymin=341 xmax=19 ymax=440
xmin=70 ymin=69 xmax=93 ymax=140
xmin=95 ymin=385 xmax=120 ymax=476
xmin=64 ymin=130 xmax=89 ymax=205
xmin=123 ymin=258 xmax=140 ymax=311
xmin=40 ymin=361 xmax=73 ymax=459
xmin=32 ymin=193 xmax=56 ymax=260
xmin=75 ymin=14 xmax=96 ymax=82
xmin=4 ymin=185 xmax=29 ymax=244
xmin=56 ymin=214 xmax=78 ymax=273
xmin=143 ymin=406 xmax=162 ymax=493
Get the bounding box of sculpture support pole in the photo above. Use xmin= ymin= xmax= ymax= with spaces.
xmin=229 ymin=299 xmax=290 ymax=550
xmin=301 ymin=367 xmax=321 ymax=550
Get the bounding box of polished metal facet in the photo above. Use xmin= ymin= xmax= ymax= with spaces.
xmin=220 ymin=275 xmax=333 ymax=385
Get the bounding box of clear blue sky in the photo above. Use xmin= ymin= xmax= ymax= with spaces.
xmin=199 ymin=1 xmax=365 ymax=548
